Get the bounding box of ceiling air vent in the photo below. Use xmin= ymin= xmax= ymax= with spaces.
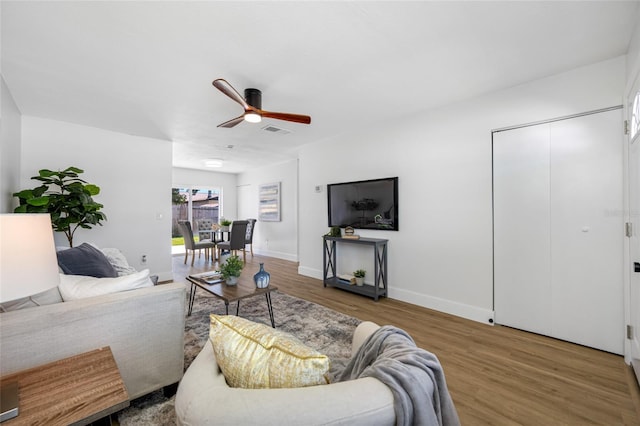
xmin=261 ymin=124 xmax=291 ymax=135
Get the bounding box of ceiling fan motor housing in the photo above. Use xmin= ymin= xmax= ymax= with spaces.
xmin=244 ymin=88 xmax=262 ymax=109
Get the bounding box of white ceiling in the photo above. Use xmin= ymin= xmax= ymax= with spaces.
xmin=2 ymin=1 xmax=638 ymax=173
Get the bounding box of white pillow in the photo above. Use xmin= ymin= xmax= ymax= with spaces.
xmin=58 ymin=269 xmax=154 ymax=301
xmin=100 ymin=247 xmax=137 ymax=276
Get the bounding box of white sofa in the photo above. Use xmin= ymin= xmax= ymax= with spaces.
xmin=0 ymin=282 xmax=186 ymax=399
xmin=175 ymin=321 xmax=396 ymax=426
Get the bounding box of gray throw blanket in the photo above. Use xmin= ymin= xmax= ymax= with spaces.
xmin=336 ymin=325 xmax=460 ymax=426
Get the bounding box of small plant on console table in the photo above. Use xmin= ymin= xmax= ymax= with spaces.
xmin=220 ymin=255 xmax=244 ymax=285
xmin=353 ymin=269 xmax=366 ymax=286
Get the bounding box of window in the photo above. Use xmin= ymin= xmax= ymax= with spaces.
xmin=632 ymin=90 xmax=640 ymax=140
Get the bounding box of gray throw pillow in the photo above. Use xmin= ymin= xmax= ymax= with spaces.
xmin=57 ymin=243 xmax=118 ymax=278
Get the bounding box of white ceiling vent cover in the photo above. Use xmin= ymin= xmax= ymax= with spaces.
xmin=261 ymin=124 xmax=291 ymax=135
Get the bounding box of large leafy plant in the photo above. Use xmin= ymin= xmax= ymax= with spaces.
xmin=13 ymin=166 xmax=106 ymax=247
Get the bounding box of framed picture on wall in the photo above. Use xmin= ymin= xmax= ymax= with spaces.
xmin=259 ymin=182 xmax=281 ymax=222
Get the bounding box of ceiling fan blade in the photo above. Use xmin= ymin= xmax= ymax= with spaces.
xmin=217 ymin=115 xmax=245 ymax=128
xmin=212 ymin=79 xmax=249 ymax=110
xmin=259 ymin=110 xmax=311 ymax=125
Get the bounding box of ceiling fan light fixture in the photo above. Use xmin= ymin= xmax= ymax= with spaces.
xmin=244 ymin=112 xmax=262 ymax=123
xmin=204 ymin=159 xmax=223 ymax=168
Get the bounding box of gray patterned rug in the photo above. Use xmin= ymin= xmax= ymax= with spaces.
xmin=115 ymin=289 xmax=361 ymax=425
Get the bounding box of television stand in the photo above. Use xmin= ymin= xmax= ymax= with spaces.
xmin=322 ymin=236 xmax=388 ymax=301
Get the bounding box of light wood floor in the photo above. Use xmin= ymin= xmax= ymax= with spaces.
xmin=172 ymin=253 xmax=640 ymax=425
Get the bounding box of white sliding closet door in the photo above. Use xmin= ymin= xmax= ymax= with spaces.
xmin=494 ymin=109 xmax=624 ymax=354
xmin=494 ymin=125 xmax=552 ymax=336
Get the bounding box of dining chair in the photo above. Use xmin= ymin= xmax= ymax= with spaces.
xmin=245 ymin=218 xmax=257 ymax=257
xmin=197 ymin=218 xmax=216 ymax=243
xmin=216 ymin=220 xmax=249 ymax=263
xmin=178 ymin=220 xmax=216 ymax=266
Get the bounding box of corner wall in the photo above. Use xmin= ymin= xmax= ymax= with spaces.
xmin=297 ymin=56 xmax=626 ymax=324
xmin=20 ymin=116 xmax=174 ymax=281
xmin=0 ymin=76 xmax=21 ymax=213
xmin=237 ymin=159 xmax=298 ymax=261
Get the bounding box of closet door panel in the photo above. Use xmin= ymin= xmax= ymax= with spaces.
xmin=494 ymin=125 xmax=552 ymax=335
xmin=549 ymin=109 xmax=623 ymax=354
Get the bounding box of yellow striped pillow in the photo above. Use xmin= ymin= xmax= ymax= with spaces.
xmin=209 ymin=314 xmax=330 ymax=388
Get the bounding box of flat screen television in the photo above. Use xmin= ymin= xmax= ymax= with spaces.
xmin=327 ymin=177 xmax=398 ymax=231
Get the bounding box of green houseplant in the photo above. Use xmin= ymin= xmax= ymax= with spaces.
xmin=353 ymin=269 xmax=366 ymax=286
xmin=13 ymin=167 xmax=106 ymax=247
xmin=220 ymin=218 xmax=232 ymax=232
xmin=220 ymin=255 xmax=244 ymax=285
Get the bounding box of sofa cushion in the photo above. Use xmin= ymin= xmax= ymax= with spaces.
xmin=58 ymin=269 xmax=154 ymax=301
xmin=0 ymin=287 xmax=63 ymax=312
xmin=209 ymin=314 xmax=330 ymax=389
xmin=99 ymin=247 xmax=138 ymax=276
xmin=57 ymin=243 xmax=118 ymax=278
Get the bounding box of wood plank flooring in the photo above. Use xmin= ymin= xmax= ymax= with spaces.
xmin=172 ymin=254 xmax=640 ymax=425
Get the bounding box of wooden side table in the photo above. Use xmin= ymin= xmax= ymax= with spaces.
xmin=0 ymin=347 xmax=129 ymax=426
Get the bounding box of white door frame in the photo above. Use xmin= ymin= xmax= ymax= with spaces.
xmin=625 ymin=71 xmax=640 ymax=384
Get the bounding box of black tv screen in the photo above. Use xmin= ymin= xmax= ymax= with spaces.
xmin=327 ymin=177 xmax=398 ymax=231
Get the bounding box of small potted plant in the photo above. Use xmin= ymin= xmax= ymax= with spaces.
xmin=353 ymin=269 xmax=366 ymax=286
xmin=220 ymin=218 xmax=232 ymax=232
xmin=220 ymin=255 xmax=243 ymax=285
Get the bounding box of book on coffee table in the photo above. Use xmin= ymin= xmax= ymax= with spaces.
xmin=190 ymin=271 xmax=223 ymax=284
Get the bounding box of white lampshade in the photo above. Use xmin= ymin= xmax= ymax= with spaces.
xmin=0 ymin=214 xmax=60 ymax=302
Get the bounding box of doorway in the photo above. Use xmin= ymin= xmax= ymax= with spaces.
xmin=171 ymin=187 xmax=221 ymax=255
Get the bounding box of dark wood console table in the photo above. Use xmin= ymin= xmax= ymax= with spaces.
xmin=323 ymin=236 xmax=388 ymax=301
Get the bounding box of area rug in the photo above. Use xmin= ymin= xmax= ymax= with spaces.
xmin=116 ymin=289 xmax=361 ymax=425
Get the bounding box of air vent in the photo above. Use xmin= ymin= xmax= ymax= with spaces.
xmin=262 ymin=124 xmax=291 ymax=135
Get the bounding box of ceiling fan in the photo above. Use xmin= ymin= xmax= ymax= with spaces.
xmin=212 ymin=78 xmax=311 ymax=128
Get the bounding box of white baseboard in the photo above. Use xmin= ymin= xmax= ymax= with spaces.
xmin=391 ymin=287 xmax=495 ymax=325
xmin=253 ymin=248 xmax=298 ymax=262
xmin=297 ymin=266 xmax=494 ymax=325
xmin=298 ymin=265 xmax=323 ymax=280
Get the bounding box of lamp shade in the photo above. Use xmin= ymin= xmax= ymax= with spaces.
xmin=0 ymin=214 xmax=60 ymax=303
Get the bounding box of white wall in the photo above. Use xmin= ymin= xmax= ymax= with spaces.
xmin=626 ymin=6 xmax=640 ymax=87
xmin=237 ymin=159 xmax=298 ymax=261
xmin=172 ymin=167 xmax=237 ymax=221
xmin=0 ymin=76 xmax=22 ymax=213
xmin=297 ymin=56 xmax=626 ymax=324
xmin=20 ymin=117 xmax=174 ymax=281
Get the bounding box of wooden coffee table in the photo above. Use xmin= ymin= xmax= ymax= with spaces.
xmin=0 ymin=347 xmax=128 ymax=425
xmin=186 ymin=272 xmax=277 ymax=327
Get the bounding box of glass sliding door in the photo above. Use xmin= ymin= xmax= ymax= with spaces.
xmin=171 ymin=187 xmax=221 ymax=255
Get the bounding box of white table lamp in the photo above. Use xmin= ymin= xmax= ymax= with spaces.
xmin=0 ymin=213 xmax=60 ymax=422
xmin=0 ymin=213 xmax=60 ymax=302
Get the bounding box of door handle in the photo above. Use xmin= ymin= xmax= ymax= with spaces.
xmin=635 ymin=262 xmax=640 ymax=273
